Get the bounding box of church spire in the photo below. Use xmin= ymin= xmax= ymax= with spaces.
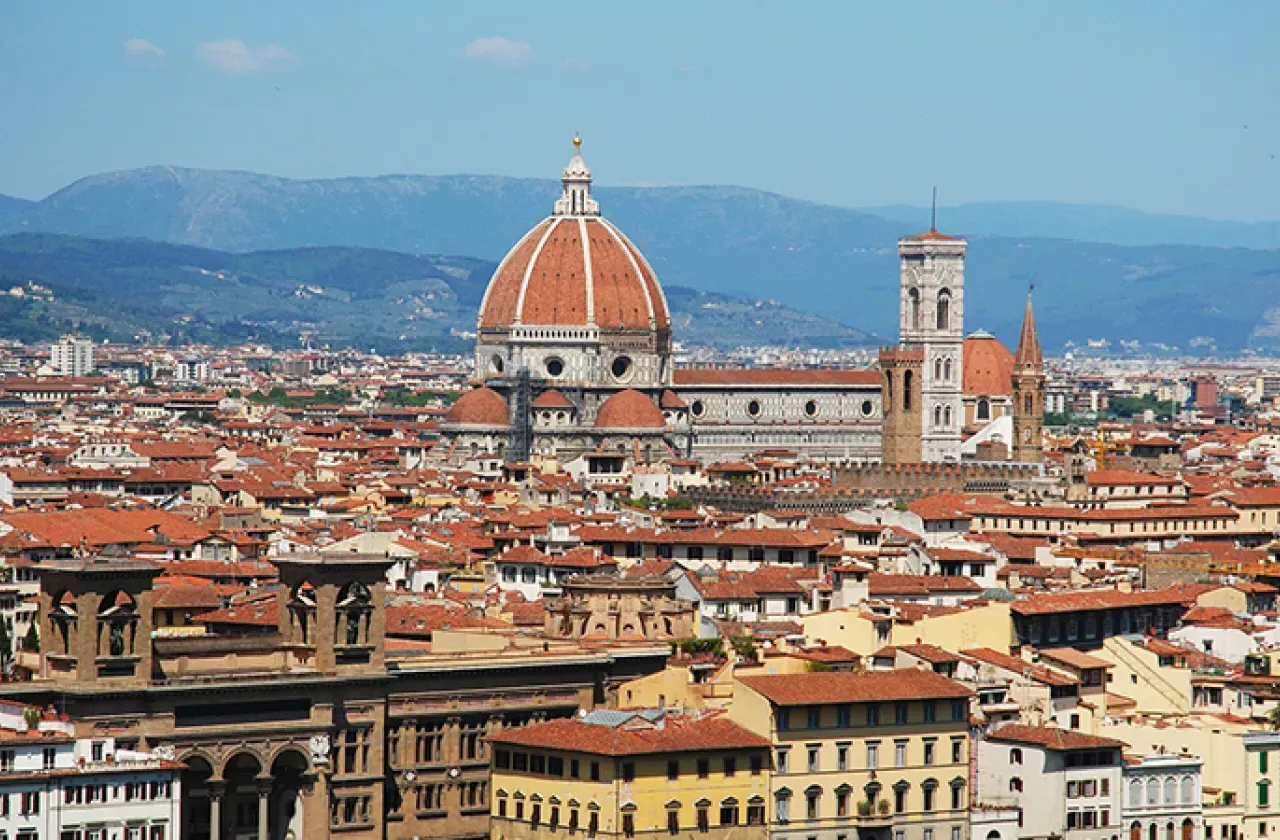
xmin=1014 ymin=287 xmax=1043 ymax=372
xmin=553 ymin=133 xmax=599 ymax=217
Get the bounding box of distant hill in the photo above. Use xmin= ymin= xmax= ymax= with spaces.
xmin=3 ymin=166 xmax=1280 ymax=352
xmin=0 ymin=194 xmax=33 ymax=219
xmin=0 ymin=233 xmax=871 ymax=351
xmin=864 ymin=201 xmax=1280 ymax=250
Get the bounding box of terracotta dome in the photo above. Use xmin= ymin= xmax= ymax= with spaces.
xmin=594 ymin=389 xmax=666 ymax=429
xmin=478 ymin=138 xmax=669 ymax=332
xmin=444 ymin=386 xmax=509 ymax=426
xmin=963 ymin=330 xmax=1014 ymax=396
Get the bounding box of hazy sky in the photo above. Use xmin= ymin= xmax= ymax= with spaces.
xmin=3 ymin=1 xmax=1279 ymax=220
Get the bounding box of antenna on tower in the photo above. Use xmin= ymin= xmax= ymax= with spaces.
xmin=930 ymin=186 xmax=937 ymax=232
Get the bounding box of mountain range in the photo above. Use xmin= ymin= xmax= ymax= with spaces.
xmin=0 ymin=233 xmax=870 ymax=352
xmin=2 ymin=166 xmax=1279 ymax=353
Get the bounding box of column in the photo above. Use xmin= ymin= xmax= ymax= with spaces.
xmin=257 ymin=781 xmax=272 ymax=840
xmin=208 ymin=783 xmax=225 ymax=840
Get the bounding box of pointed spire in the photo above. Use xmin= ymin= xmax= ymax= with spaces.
xmin=553 ymin=133 xmax=599 ymax=217
xmin=1014 ymin=286 xmax=1043 ymax=372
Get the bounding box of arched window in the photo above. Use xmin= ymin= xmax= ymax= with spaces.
xmin=903 ymin=371 xmax=913 ymax=411
xmin=1009 ymin=748 xmax=1022 ymax=765
xmin=1129 ymin=779 xmax=1142 ymax=808
xmin=935 ymin=359 xmax=943 ymax=380
xmin=937 ymin=290 xmax=951 ymax=330
xmin=885 ymin=371 xmax=894 ymax=409
xmin=943 ymin=358 xmax=952 ymax=381
xmin=1009 ymin=777 xmax=1022 ymax=793
xmin=1149 ymin=824 xmax=1158 ymax=840
xmin=934 ymin=405 xmax=943 ymax=427
xmin=1163 ymin=778 xmax=1176 ymax=806
xmin=977 ymin=398 xmax=991 ymax=421
xmin=944 ymin=405 xmax=953 ymax=427
xmin=909 ymin=288 xmax=921 ymax=331
xmin=1024 ymin=394 xmax=1034 ymax=414
xmin=1166 ymin=822 xmax=1175 ymax=840
xmin=1180 ymin=776 xmax=1194 ymax=805
xmin=1146 ymin=778 xmax=1159 ymax=806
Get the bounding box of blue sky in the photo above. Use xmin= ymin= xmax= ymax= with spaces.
xmin=2 ymin=1 xmax=1278 ymax=220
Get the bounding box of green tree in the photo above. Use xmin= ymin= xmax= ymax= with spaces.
xmin=0 ymin=621 xmax=12 ymax=671
xmin=22 ymin=622 xmax=38 ymax=652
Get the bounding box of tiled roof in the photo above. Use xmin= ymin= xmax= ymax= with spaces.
xmin=1011 ymin=586 xmax=1202 ymax=616
xmin=739 ymin=668 xmax=972 ymax=706
xmin=986 ymin=723 xmax=1125 ymax=751
xmin=594 ymin=389 xmax=665 ymax=429
xmin=486 ymin=715 xmax=768 ymax=756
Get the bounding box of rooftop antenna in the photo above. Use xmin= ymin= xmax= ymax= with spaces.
xmin=930 ymin=186 xmax=937 ymax=232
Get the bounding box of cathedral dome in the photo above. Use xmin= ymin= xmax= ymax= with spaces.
xmin=444 ymin=386 xmax=509 ymax=426
xmin=594 ymin=389 xmax=666 ymax=429
xmin=963 ymin=330 xmax=1014 ymax=396
xmin=478 ymin=137 xmax=669 ymax=333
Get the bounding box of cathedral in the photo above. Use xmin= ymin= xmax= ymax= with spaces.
xmin=439 ymin=138 xmax=1042 ymax=467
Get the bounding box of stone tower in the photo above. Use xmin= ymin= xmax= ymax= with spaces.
xmin=275 ymin=553 xmax=394 ymax=676
xmin=36 ymin=556 xmax=161 ymax=687
xmin=898 ymin=228 xmax=966 ymax=462
xmin=1012 ymin=290 xmax=1045 ymax=463
xmin=879 ymin=346 xmax=923 ymax=465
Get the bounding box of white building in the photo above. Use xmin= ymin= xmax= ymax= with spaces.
xmin=976 ymin=723 xmax=1125 ymax=840
xmin=0 ymin=699 xmax=181 ymax=840
xmin=50 ymin=336 xmax=95 ymax=378
xmin=1121 ymin=752 xmax=1202 ymax=840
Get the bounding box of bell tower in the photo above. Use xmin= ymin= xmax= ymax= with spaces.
xmin=274 ymin=553 xmax=394 ymax=676
xmin=36 ymin=556 xmax=161 ymax=687
xmin=1012 ymin=289 xmax=1045 ymax=463
xmin=898 ymin=206 xmax=965 ymax=463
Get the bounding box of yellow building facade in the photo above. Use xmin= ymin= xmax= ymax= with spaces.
xmin=729 ymin=670 xmax=973 ymax=840
xmin=488 ymin=710 xmax=771 ymax=840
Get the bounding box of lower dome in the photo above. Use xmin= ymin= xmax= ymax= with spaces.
xmin=595 ymin=389 xmax=666 ymax=429
xmin=444 ymin=387 xmax=509 ymax=426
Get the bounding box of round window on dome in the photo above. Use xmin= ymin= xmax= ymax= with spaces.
xmin=804 ymin=399 xmax=818 ymax=418
xmin=861 ymin=399 xmax=875 ymax=417
xmin=611 ymin=355 xmax=633 ymax=381
xmin=691 ymin=400 xmax=706 ymax=419
xmin=491 ymin=354 xmax=505 ymax=374
xmin=746 ymin=400 xmax=762 ymax=419
xmin=545 ymin=357 xmax=565 ymax=378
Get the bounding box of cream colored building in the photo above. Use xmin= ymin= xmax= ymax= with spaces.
xmin=729 ymin=669 xmax=973 ymax=840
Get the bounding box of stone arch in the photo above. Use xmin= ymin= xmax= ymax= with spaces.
xmin=909 ymin=288 xmax=921 ymax=330
xmin=268 ymin=748 xmax=311 ymax=840
xmin=903 ymin=371 xmax=913 ymax=410
xmin=97 ymin=589 xmax=140 ymax=658
xmin=943 ymin=358 xmax=952 ymax=381
xmin=180 ymin=753 xmax=218 ymax=840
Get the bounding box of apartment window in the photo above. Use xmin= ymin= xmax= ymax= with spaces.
xmin=720 ymin=802 xmax=739 ymax=826
xmin=697 ymin=758 xmax=710 ymax=779
xmin=668 ymin=760 xmax=680 ymax=781
xmin=1010 ymin=748 xmax=1023 ymax=765
xmin=777 ymin=749 xmax=789 ymax=774
xmin=590 ymin=761 xmax=600 ymax=781
xmin=951 ymin=782 xmax=964 ymax=810
xmin=531 ymin=804 xmax=542 ymax=827
xmin=837 ymin=704 xmax=851 ymax=728
xmin=837 ymin=788 xmax=850 ymax=817
xmin=91 ymin=741 xmax=104 ymax=761
xmin=589 ymin=811 xmax=599 ymax=838
xmin=1010 ymin=777 xmax=1023 ymax=792
xmin=496 ymin=749 xmax=511 ymax=769
xmin=0 ymin=750 xmax=13 ymax=771
xmin=622 ymin=762 xmax=635 ymax=782
xmin=1260 ymin=781 xmax=1271 ymax=809
xmin=775 ymin=793 xmax=790 ymax=825
xmin=923 ymin=701 xmax=936 ymax=723
xmin=531 ymin=754 xmax=546 ymax=774
xmin=570 ymin=809 xmax=580 ymax=833
xmin=498 ymin=797 xmax=508 ymax=817
xmin=951 ymin=699 xmax=966 ymax=721
xmin=622 ymin=813 xmax=635 ymax=838
xmin=697 ymin=805 xmax=710 ymax=832
xmin=924 ymin=830 xmax=934 ymax=840
xmin=750 ymin=754 xmax=763 ymax=776
xmin=807 ymin=706 xmax=821 ymax=729
xmin=723 ymin=757 xmax=736 ymax=777
xmin=747 ymin=801 xmax=765 ymax=825
xmin=923 ymin=740 xmax=936 ymax=766
xmin=778 ymin=709 xmax=791 ymax=731
xmin=805 ymin=789 xmax=820 ymax=820
xmin=548 ymin=756 xmax=564 ymax=777
xmin=952 ymin=827 xmax=962 ymax=840
xmin=923 ymin=784 xmax=936 ymax=812
xmin=42 ymin=748 xmax=56 ymax=770
xmin=21 ymin=791 xmax=39 ymax=816
xmin=895 ymin=832 xmax=906 ymax=840
xmin=894 ymin=785 xmax=907 ymax=814
xmin=807 ymin=746 xmax=819 ymax=773
xmin=571 ymin=759 xmax=580 ymax=779
xmin=866 ymin=704 xmax=880 ymax=726
xmin=952 ymin=738 xmax=963 ymax=764
xmin=866 ymin=742 xmax=879 ymax=770
xmin=1264 ymin=752 xmax=1271 ymax=774
xmin=668 ymin=809 xmax=680 ymax=835
xmin=895 ymin=703 xmax=909 ymax=724
xmin=837 ymin=743 xmax=849 ymax=771
xmin=894 ymin=741 xmax=907 ymax=768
